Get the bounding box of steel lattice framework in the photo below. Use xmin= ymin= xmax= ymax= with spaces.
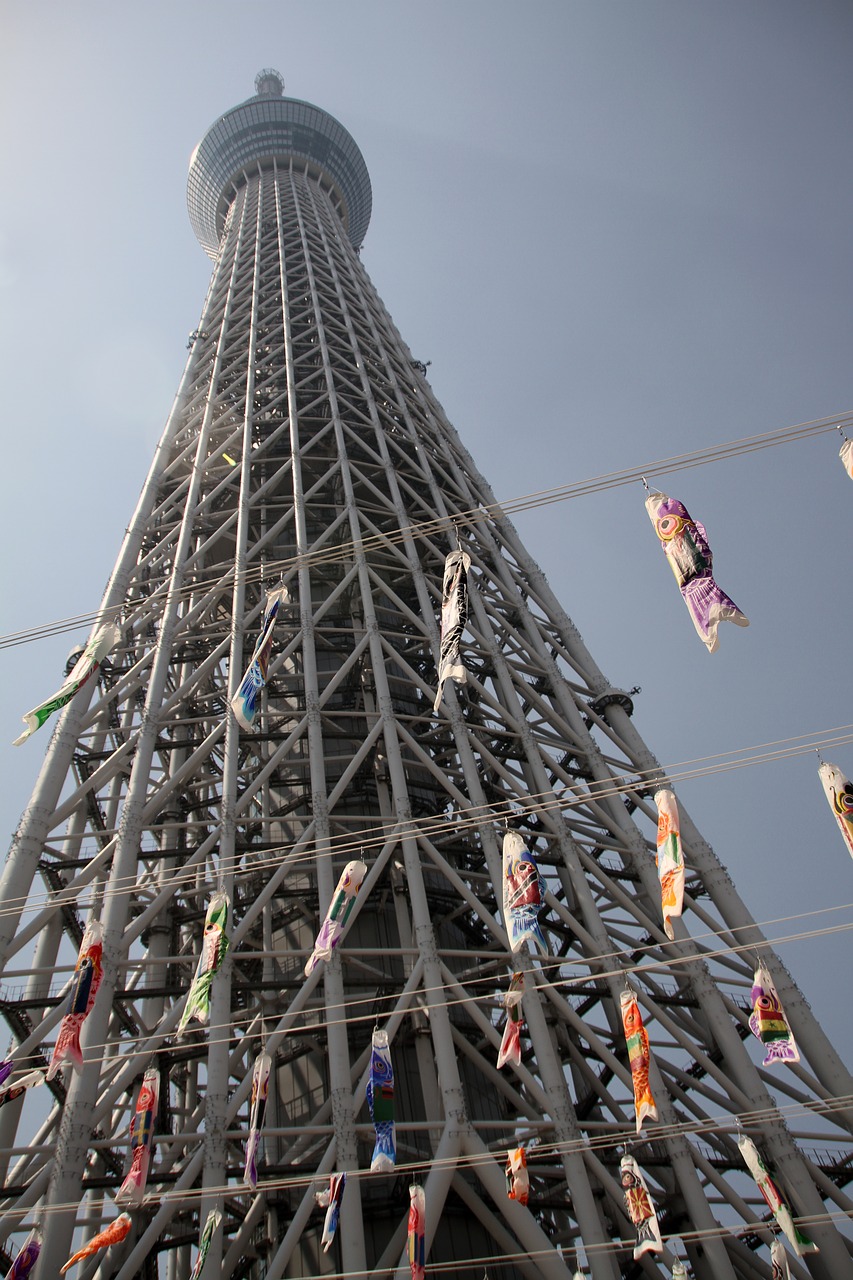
xmin=1 ymin=72 xmax=851 ymax=1280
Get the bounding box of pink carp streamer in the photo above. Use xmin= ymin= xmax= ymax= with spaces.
xmin=47 ymin=920 xmax=104 ymax=1079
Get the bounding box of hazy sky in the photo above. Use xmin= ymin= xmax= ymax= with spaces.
xmin=1 ymin=0 xmax=851 ymax=1068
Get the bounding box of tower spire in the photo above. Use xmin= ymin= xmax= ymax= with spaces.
xmin=1 ymin=77 xmax=851 ymax=1280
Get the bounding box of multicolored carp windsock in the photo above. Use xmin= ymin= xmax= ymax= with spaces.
xmin=645 ymin=492 xmax=748 ymax=653
xmin=244 ymin=1051 xmax=272 ymax=1189
xmin=505 ymin=1146 xmax=529 ymax=1205
xmin=14 ymin=621 xmax=122 ymax=746
xmin=840 ymin=437 xmax=853 ymax=481
xmin=116 ymin=1066 xmax=159 ymax=1206
xmin=748 ymin=964 xmax=799 ymax=1067
xmin=367 ymin=1029 xmax=396 ymax=1172
xmin=433 ymin=549 xmax=472 ymax=712
xmin=620 ymin=988 xmax=658 ymax=1132
xmin=818 ymin=761 xmax=853 ymax=861
xmin=47 ymin=919 xmax=104 ymax=1079
xmin=737 ymin=1133 xmax=818 ymax=1256
xmin=0 ymin=1061 xmax=14 ymax=1088
xmin=654 ymin=788 xmax=684 ymax=940
xmin=497 ymin=971 xmax=525 ymax=1069
xmin=304 ymin=860 xmax=367 ymax=976
xmin=178 ymin=891 xmax=230 ymax=1034
xmin=619 ymin=1154 xmax=663 ymax=1259
xmin=771 ymin=1238 xmax=791 ymax=1280
xmin=408 ymin=1183 xmax=426 ymax=1280
xmin=316 ymin=1172 xmax=347 ymax=1253
xmin=189 ymin=1208 xmax=222 ymax=1280
xmin=502 ymin=830 xmax=547 ymax=954
xmin=59 ymin=1213 xmax=132 ymax=1275
xmin=0 ymin=1070 xmax=44 ymax=1109
xmin=4 ymin=1230 xmax=41 ymax=1280
xmin=231 ymin=586 xmax=288 ymax=732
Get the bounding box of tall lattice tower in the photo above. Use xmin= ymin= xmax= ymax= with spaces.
xmin=1 ymin=71 xmax=851 ymax=1280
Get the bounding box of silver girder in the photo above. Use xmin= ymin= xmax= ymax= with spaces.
xmin=0 ymin=161 xmax=850 ymax=1280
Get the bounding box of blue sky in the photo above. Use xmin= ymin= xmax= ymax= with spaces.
xmin=1 ymin=0 xmax=851 ymax=1070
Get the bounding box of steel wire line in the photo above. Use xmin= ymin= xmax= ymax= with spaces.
xmin=3 ymin=721 xmax=851 ymax=922
xmin=10 ymin=1090 xmax=853 ymax=1213
xmin=0 ymin=411 xmax=849 ymax=653
xmin=14 ymin=914 xmax=853 ymax=1082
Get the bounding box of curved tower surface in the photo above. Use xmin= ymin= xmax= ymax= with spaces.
xmin=0 ymin=71 xmax=851 ymax=1280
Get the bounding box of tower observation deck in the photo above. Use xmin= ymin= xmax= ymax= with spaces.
xmin=0 ymin=72 xmax=851 ymax=1280
xmin=187 ymin=68 xmax=372 ymax=256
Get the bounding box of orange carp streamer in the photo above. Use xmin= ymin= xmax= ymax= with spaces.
xmin=60 ymin=1214 xmax=132 ymax=1275
xmin=620 ymin=988 xmax=658 ymax=1132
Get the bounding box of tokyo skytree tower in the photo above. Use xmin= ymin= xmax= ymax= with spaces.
xmin=0 ymin=69 xmax=851 ymax=1280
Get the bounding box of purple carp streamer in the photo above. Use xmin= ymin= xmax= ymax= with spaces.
xmin=433 ymin=549 xmax=472 ymax=712
xmin=304 ymin=859 xmax=367 ymax=976
xmin=316 ymin=1172 xmax=346 ymax=1252
xmin=502 ymin=830 xmax=547 ymax=954
xmin=619 ymin=1154 xmax=663 ymax=1259
xmin=367 ymin=1029 xmax=396 ymax=1172
xmin=840 ymin=437 xmax=853 ymax=481
xmin=497 ymin=971 xmax=525 ymax=1069
xmin=737 ymin=1133 xmax=818 ymax=1256
xmin=645 ymin=491 xmax=748 ymax=652
xmin=60 ymin=1214 xmax=132 ymax=1275
xmin=47 ymin=919 xmax=104 ymax=1079
xmin=505 ymin=1146 xmax=529 ymax=1205
xmin=408 ymin=1183 xmax=426 ymax=1280
xmin=14 ymin=621 xmax=121 ymax=746
xmin=244 ymin=1051 xmax=272 ymax=1189
xmin=3 ymin=1231 xmax=41 ymax=1280
xmin=771 ymin=1239 xmax=792 ymax=1279
xmin=654 ymin=788 xmax=684 ymax=939
xmin=748 ymin=964 xmax=799 ymax=1066
xmin=231 ymin=586 xmax=288 ymax=731
xmin=178 ymin=891 xmax=230 ymax=1034
xmin=190 ymin=1209 xmax=222 ymax=1280
xmin=818 ymin=761 xmax=853 ymax=861
xmin=116 ymin=1066 xmax=160 ymax=1206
